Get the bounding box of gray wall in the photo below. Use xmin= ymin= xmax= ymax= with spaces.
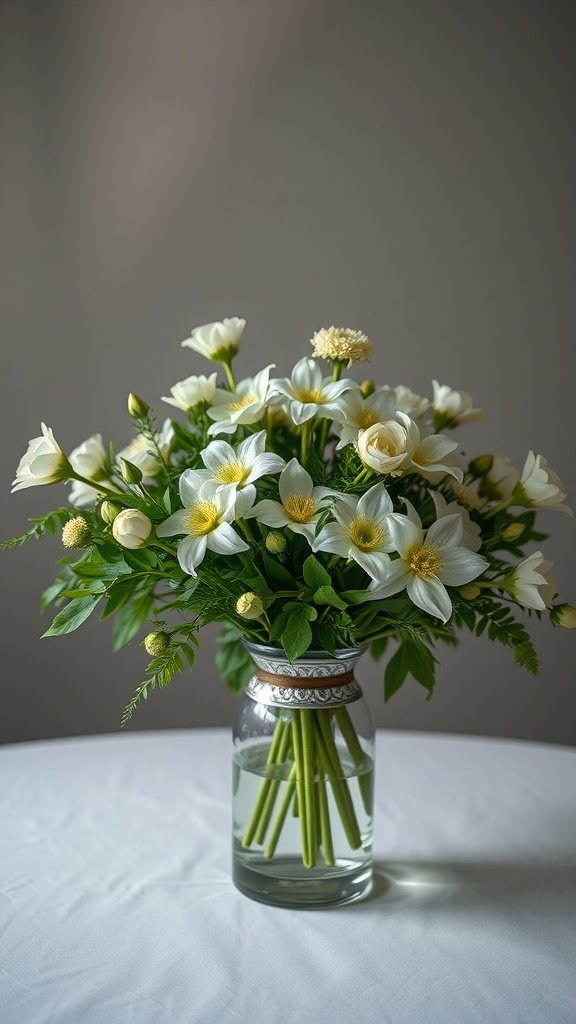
xmin=1 ymin=0 xmax=575 ymax=746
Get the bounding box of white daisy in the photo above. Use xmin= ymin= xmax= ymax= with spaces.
xmin=269 ymin=357 xmax=354 ymax=426
xmin=156 ymin=477 xmax=250 ymax=576
xmin=207 ymin=365 xmax=273 ymax=436
xmin=181 ymin=431 xmax=285 ymax=513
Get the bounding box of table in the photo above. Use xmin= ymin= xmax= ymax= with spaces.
xmin=1 ymin=730 xmax=575 ymax=1024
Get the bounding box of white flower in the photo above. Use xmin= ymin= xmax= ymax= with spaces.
xmin=12 ymin=423 xmax=70 ymax=492
xmin=207 ymin=365 xmax=273 ymax=436
xmin=310 ymin=326 xmax=373 ymax=364
xmin=367 ymin=509 xmax=488 ymax=622
xmin=270 ymin=357 xmax=354 ymax=426
xmin=180 ymin=431 xmax=285 ymax=511
xmin=479 ymin=455 xmax=519 ymax=501
xmin=331 ymin=387 xmax=397 ymax=449
xmin=156 ymin=477 xmax=249 ymax=576
xmin=69 ymin=433 xmax=108 ymax=480
xmin=506 ymin=551 xmax=557 ymax=610
xmin=162 ymin=373 xmax=217 ymax=412
xmin=393 ymin=385 xmax=429 ymax=420
xmin=69 ymin=480 xmax=106 ymax=508
xmin=432 ymin=381 xmax=485 ymax=429
xmin=244 ymin=459 xmax=336 ymax=543
xmin=112 ymin=509 xmax=153 ymax=549
xmin=181 ymin=317 xmax=245 ymax=362
xmin=357 ymin=413 xmax=463 ymax=481
xmin=430 ymin=490 xmax=482 ymax=552
xmin=313 ymin=484 xmax=395 ymax=580
xmin=117 ymin=420 xmax=174 ymax=480
xmin=513 ymin=451 xmax=572 ymax=516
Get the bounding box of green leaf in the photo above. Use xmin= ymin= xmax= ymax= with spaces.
xmin=42 ymin=596 xmax=102 ymax=637
xmin=302 ymin=555 xmax=331 ymax=590
xmin=340 ymin=589 xmax=372 ymax=606
xmin=112 ymin=590 xmax=154 ymax=651
xmin=313 ymin=585 xmax=348 ymax=610
xmin=370 ymin=636 xmax=389 ymax=661
xmin=215 ymin=626 xmax=255 ymax=692
xmin=314 ymin=623 xmax=337 ymax=654
xmin=123 ymin=548 xmax=159 ymax=571
xmin=100 ymin=578 xmax=136 ymax=619
xmin=72 ymin=558 xmax=133 ymax=580
xmin=281 ymin=603 xmax=317 ymax=661
xmin=384 ymin=643 xmax=410 ymax=701
xmin=514 ymin=640 xmax=539 ymax=675
xmin=261 ymin=552 xmax=296 ymax=588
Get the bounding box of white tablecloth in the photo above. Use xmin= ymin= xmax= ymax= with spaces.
xmin=1 ymin=729 xmax=575 ymax=1024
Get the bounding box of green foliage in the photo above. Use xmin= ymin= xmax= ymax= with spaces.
xmin=216 ymin=625 xmax=255 ymax=693
xmin=1 ymin=509 xmax=76 ymax=550
xmin=121 ymin=625 xmax=199 ymax=727
xmin=42 ymin=595 xmax=102 ymax=637
xmin=384 ymin=635 xmax=437 ymax=701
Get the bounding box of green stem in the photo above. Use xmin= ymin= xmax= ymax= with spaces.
xmin=264 ymin=765 xmax=297 ymax=859
xmin=254 ymin=727 xmax=291 ymax=844
xmin=315 ymin=712 xmax=361 ymax=849
xmin=301 ymin=710 xmax=317 ymax=867
xmin=220 ymin=360 xmax=236 ymax=391
xmin=300 ymin=421 xmax=312 ymax=464
xmin=71 ymin=473 xmax=132 ymax=503
xmin=335 ymin=706 xmax=372 ymax=816
xmin=241 ymin=718 xmax=286 ymax=848
xmin=317 ymin=772 xmax=335 ymax=866
xmin=291 ymin=713 xmax=312 ymax=867
xmin=485 ymin=497 xmax=514 ymax=519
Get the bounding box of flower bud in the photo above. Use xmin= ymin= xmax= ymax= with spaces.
xmin=236 ymin=592 xmax=265 ymax=620
xmin=143 ymin=631 xmax=170 ymax=655
xmin=120 ymin=459 xmax=143 ymax=485
xmin=459 ymin=583 xmax=481 ymax=600
xmin=550 ymin=604 xmax=576 ymax=629
xmin=100 ymin=500 xmax=123 ymax=525
xmin=62 ymin=516 xmax=91 ymax=549
xmin=128 ymin=393 xmax=150 ymax=419
xmin=112 ymin=508 xmax=152 ymax=549
xmin=360 ymin=379 xmax=376 ymax=398
xmin=468 ymin=455 xmax=494 ymax=479
xmin=502 ymin=523 xmax=525 ymax=542
xmin=265 ymin=531 xmax=286 ymax=555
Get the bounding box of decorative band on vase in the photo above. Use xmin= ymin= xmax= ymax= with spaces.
xmin=245 ymin=676 xmax=362 ymax=709
xmin=241 ymin=642 xmax=365 ymax=708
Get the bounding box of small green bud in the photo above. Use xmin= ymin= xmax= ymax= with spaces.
xmin=143 ymin=631 xmax=170 ymax=656
xmin=502 ymin=522 xmax=525 ymax=542
xmin=360 ymin=379 xmax=376 ymax=398
xmin=459 ymin=583 xmax=481 ymax=600
xmin=550 ymin=604 xmax=576 ymax=629
xmin=469 ymin=454 xmax=494 ymax=479
xmin=265 ymin=531 xmax=287 ymax=555
xmin=128 ymin=393 xmax=150 ymax=419
xmin=236 ymin=592 xmax=265 ymax=620
xmin=62 ymin=516 xmax=91 ymax=549
xmin=100 ymin=500 xmax=123 ymax=525
xmin=120 ymin=458 xmax=143 ymax=485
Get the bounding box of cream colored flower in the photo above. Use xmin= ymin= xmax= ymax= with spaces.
xmin=12 ymin=424 xmax=71 ymax=492
xmin=367 ymin=510 xmax=488 ymax=622
xmin=432 ymin=381 xmax=485 ymax=430
xmin=270 ymin=357 xmax=354 ymax=426
xmin=357 ymin=413 xmax=463 ymax=481
xmin=156 ymin=477 xmax=249 ymax=576
xmin=313 ymin=484 xmax=395 ymax=580
xmin=430 ymin=490 xmax=482 ymax=552
xmin=207 ymin=365 xmax=273 ymax=436
xmin=162 ymin=373 xmax=218 ymax=412
xmin=479 ymin=456 xmax=520 ymax=502
xmin=310 ymin=326 xmax=372 ymax=364
xmin=503 ymin=552 xmax=557 ymax=610
xmin=69 ymin=434 xmax=108 ymax=481
xmin=181 ymin=431 xmax=285 ymax=512
xmin=182 ymin=318 xmax=245 ymax=362
xmin=244 ymin=459 xmax=336 ymax=543
xmin=117 ymin=420 xmax=174 ymax=480
xmin=331 ymin=387 xmax=397 ymax=450
xmin=393 ymin=385 xmax=429 ymax=420
xmin=112 ymin=509 xmax=153 ymax=550
xmin=513 ymin=451 xmax=572 ymax=516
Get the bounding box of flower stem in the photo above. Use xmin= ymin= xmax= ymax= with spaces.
xmin=221 ymin=360 xmax=236 ymax=391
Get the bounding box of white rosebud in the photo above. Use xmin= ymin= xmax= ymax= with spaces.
xmin=12 ymin=423 xmax=71 ymax=492
xmin=112 ymin=509 xmax=153 ymax=549
xmin=357 ymin=420 xmax=412 ymax=475
xmin=236 ymin=592 xmax=265 ymax=620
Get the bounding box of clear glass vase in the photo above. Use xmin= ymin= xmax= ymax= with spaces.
xmin=232 ymin=643 xmax=374 ymax=909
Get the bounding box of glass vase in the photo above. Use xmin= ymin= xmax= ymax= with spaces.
xmin=232 ymin=643 xmax=374 ymax=909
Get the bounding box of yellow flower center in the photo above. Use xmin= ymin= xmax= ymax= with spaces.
xmin=284 ymin=494 xmax=317 ymax=523
xmin=215 ymin=461 xmax=249 ymax=485
xmin=296 ymin=388 xmax=326 ymax=404
xmin=358 ymin=409 xmax=379 ymax=429
xmin=348 ymin=516 xmax=383 ymax=551
xmin=408 ymin=543 xmax=443 ymax=578
xmin=187 ymin=500 xmax=221 ymax=535
xmin=227 ymin=393 xmax=256 ymax=413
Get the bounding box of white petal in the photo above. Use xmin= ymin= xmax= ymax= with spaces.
xmin=247 ymin=452 xmax=286 ymax=480
xmin=278 ymin=459 xmax=313 ymax=503
xmin=177 ymin=535 xmax=207 ymax=576
xmin=312 ymin=523 xmax=352 ymax=558
xmin=407 ymin=575 xmax=452 ymax=622
xmin=366 ymin=559 xmax=411 ymax=599
xmin=234 ymin=485 xmax=256 ymax=518
xmin=244 ymin=499 xmax=290 ymax=528
xmin=438 ymin=548 xmax=488 ymax=586
xmin=179 ymin=469 xmax=207 ymax=506
xmin=207 ymin=522 xmax=249 ymax=555
xmin=354 ymin=550 xmax=392 ymax=582
xmin=237 ymin=430 xmax=266 ymax=464
xmin=357 ymin=483 xmax=393 ymax=521
xmin=288 ymin=400 xmax=318 ymax=425
xmin=426 ymin=513 xmax=463 ymax=549
xmin=156 ymin=509 xmax=191 ymax=537
xmin=387 ymin=514 xmax=422 ymax=558
xmin=201 ymin=440 xmax=235 ymax=475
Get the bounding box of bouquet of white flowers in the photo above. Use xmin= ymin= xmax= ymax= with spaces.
xmin=5 ymin=318 xmax=575 ymax=880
